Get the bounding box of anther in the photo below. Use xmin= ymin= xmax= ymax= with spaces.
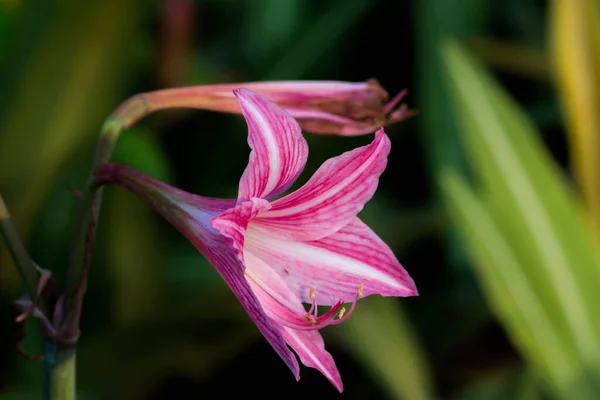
xmin=358 ymin=283 xmax=365 ymax=297
xmin=302 ymin=314 xmax=317 ymax=324
xmin=309 ymin=288 xmax=316 ymax=301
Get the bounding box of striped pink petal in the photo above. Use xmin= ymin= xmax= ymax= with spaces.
xmin=280 ymin=327 xmax=343 ymax=392
xmin=236 ymin=88 xmax=308 ymax=201
xmin=190 ymin=233 xmax=299 ymax=379
xmin=252 ymin=129 xmax=390 ymax=241
xmin=245 ymin=217 xmax=417 ymax=305
xmin=214 ymin=203 xmax=348 ymax=329
xmin=210 ymin=197 xmax=271 ymax=262
xmin=94 ymin=164 xmax=300 ymax=379
xmin=244 ymin=254 xmax=343 ymax=391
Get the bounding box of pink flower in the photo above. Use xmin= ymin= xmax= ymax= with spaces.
xmin=95 ymin=88 xmax=417 ymax=391
xmin=110 ymin=79 xmax=416 ymax=136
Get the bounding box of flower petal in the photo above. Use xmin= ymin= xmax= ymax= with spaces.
xmin=244 ymin=251 xmax=306 ymax=317
xmin=132 ymin=80 xmax=414 ymax=135
xmin=280 ymin=327 xmax=343 ymax=392
xmin=193 ymin=236 xmax=300 ymax=379
xmin=253 ymin=129 xmax=390 ymax=241
xmin=235 ymin=88 xmax=308 ymax=201
xmin=94 ymin=164 xmax=300 ymax=378
xmin=211 ymin=198 xmax=271 ymax=262
xmin=244 ymin=249 xmax=347 ymax=331
xmin=246 ymin=217 xmax=417 ymax=305
xmin=244 ymin=257 xmax=343 ymax=391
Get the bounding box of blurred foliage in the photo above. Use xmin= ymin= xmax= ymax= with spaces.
xmin=1 ymin=0 xmax=599 ymax=399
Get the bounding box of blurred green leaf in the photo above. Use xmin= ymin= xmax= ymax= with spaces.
xmin=0 ymin=0 xmax=145 ymax=290
xmin=550 ymin=0 xmax=600 ymax=232
xmin=441 ymin=171 xmax=571 ymax=395
xmin=414 ymin=0 xmax=489 ymax=278
xmin=264 ymin=0 xmax=371 ymax=79
xmin=341 ymin=297 xmax=433 ymax=400
xmin=441 ymin=41 xmax=600 ymax=398
xmin=245 ymin=0 xmax=301 ymax=65
xmin=414 ymin=0 xmax=489 ymax=181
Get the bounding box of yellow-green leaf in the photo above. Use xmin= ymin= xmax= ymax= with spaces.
xmin=441 ymin=41 xmax=600 ymax=398
xmin=550 ymin=0 xmax=600 ymax=231
xmin=440 ymin=170 xmax=593 ymax=398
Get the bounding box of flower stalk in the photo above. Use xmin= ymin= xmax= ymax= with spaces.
xmin=44 ymin=341 xmax=76 ymax=400
xmin=0 ymin=195 xmax=73 ymax=399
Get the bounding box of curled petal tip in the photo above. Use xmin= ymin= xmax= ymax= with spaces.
xmin=374 ymin=127 xmax=390 ymax=141
xmin=232 ymin=87 xmax=246 ymax=97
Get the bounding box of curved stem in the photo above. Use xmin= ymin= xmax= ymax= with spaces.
xmin=55 ymin=86 xmax=234 ymax=397
xmin=60 ymin=93 xmax=157 ymax=338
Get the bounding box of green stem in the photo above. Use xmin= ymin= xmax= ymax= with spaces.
xmin=44 ymin=341 xmax=76 ymax=400
xmin=0 ymin=193 xmax=38 ymax=299
xmin=55 ymin=95 xmax=150 ymax=400
xmin=60 ymin=124 xmax=120 ymax=340
xmin=60 ymin=93 xmax=155 ymax=336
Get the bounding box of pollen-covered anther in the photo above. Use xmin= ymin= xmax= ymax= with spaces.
xmin=303 ymin=314 xmax=318 ymax=324
xmin=329 ymin=283 xmax=367 ymax=326
xmin=309 ymin=287 xmax=316 ymax=301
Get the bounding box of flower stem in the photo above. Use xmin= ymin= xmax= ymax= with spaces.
xmin=61 ymin=93 xmax=156 ymax=328
xmin=44 ymin=341 xmax=76 ymax=400
xmin=0 ymin=193 xmax=38 ymax=299
xmin=60 ymin=128 xmax=119 ymax=340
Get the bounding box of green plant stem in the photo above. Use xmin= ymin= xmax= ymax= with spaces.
xmin=57 ymin=90 xmax=190 ymax=398
xmin=0 ymin=193 xmax=38 ymax=299
xmin=55 ymin=95 xmax=150 ymax=400
xmin=44 ymin=341 xmax=76 ymax=400
xmin=60 ymin=124 xmax=120 ymax=340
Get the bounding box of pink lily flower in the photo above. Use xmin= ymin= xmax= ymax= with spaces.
xmin=110 ymin=79 xmax=416 ymax=136
xmin=95 ymin=88 xmax=417 ymax=391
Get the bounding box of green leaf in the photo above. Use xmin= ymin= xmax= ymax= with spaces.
xmin=441 ymin=41 xmax=600 ymax=398
xmin=264 ymin=0 xmax=370 ymax=80
xmin=341 ymin=297 xmax=433 ymax=400
xmin=0 ymin=0 xmax=146 ymax=290
xmin=550 ymin=0 xmax=600 ymax=230
xmin=441 ymin=170 xmax=574 ymax=396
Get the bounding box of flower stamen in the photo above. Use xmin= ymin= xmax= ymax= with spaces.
xmin=330 ymin=283 xmax=365 ymax=325
xmin=267 ymin=284 xmax=366 ymax=331
xmin=384 ymin=89 xmax=408 ymax=114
